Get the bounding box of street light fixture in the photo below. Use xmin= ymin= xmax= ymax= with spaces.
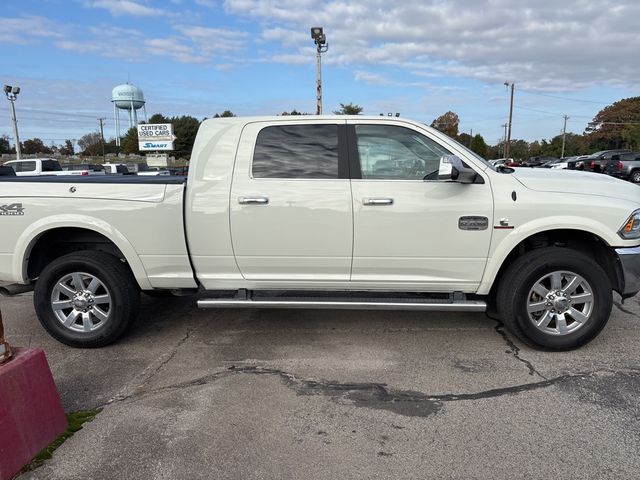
xmin=3 ymin=84 xmax=22 ymax=160
xmin=310 ymin=27 xmax=328 ymax=115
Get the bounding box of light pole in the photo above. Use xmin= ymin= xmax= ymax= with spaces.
xmin=310 ymin=27 xmax=328 ymax=115
xmin=561 ymin=115 xmax=569 ymax=158
xmin=503 ymin=82 xmax=514 ymax=160
xmin=3 ymin=85 xmax=21 ymax=160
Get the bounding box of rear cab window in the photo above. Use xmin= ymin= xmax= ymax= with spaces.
xmin=252 ymin=124 xmax=341 ymax=179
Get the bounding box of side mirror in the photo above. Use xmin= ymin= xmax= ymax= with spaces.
xmin=438 ymin=155 xmax=479 ymax=184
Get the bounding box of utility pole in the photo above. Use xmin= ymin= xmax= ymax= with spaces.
xmin=501 ymin=123 xmax=508 ymax=157
xmin=3 ymin=85 xmax=21 ymax=160
xmin=310 ymin=27 xmax=328 ymax=115
xmin=98 ymin=117 xmax=106 ymax=159
xmin=561 ymin=115 xmax=569 ymax=158
xmin=504 ymin=82 xmax=515 ymax=160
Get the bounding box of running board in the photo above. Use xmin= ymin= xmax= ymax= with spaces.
xmin=197 ymin=291 xmax=486 ymax=312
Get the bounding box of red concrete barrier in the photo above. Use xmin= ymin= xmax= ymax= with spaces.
xmin=0 ymin=348 xmax=67 ymax=480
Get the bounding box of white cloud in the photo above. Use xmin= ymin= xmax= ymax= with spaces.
xmin=0 ymin=16 xmax=65 ymax=45
xmin=223 ymin=0 xmax=640 ymax=91
xmin=85 ymin=0 xmax=165 ymax=17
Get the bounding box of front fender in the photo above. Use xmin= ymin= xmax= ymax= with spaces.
xmin=476 ymin=216 xmax=621 ymax=295
xmin=14 ymin=214 xmax=152 ymax=289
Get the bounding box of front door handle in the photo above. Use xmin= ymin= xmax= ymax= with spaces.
xmin=238 ymin=196 xmax=269 ymax=205
xmin=363 ymin=197 xmax=394 ymax=206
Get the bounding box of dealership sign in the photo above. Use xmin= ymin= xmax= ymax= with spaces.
xmin=137 ymin=123 xmax=176 ymax=141
xmin=138 ymin=141 xmax=174 ymax=151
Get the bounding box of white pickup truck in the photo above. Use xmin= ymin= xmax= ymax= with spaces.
xmin=1 ymin=116 xmax=639 ymax=350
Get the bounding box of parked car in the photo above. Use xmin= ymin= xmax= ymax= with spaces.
xmin=605 ymin=153 xmax=640 ymax=183
xmin=3 ymin=158 xmax=67 ymax=176
xmin=102 ymin=163 xmax=131 ymax=175
xmin=0 ymin=166 xmax=16 ymax=176
xmin=61 ymin=163 xmax=107 ymax=176
xmin=583 ymin=150 xmax=632 ymax=173
xmin=566 ymin=155 xmax=590 ymax=170
xmin=1 ymin=116 xmax=639 ymax=351
xmin=521 ymin=156 xmax=558 ymax=167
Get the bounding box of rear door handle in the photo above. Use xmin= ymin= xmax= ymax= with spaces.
xmin=238 ymin=196 xmax=269 ymax=205
xmin=363 ymin=197 xmax=394 ymax=206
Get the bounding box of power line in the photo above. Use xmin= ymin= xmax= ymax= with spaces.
xmin=518 ymin=90 xmax=610 ymax=105
xmin=17 ymin=107 xmax=116 ymax=121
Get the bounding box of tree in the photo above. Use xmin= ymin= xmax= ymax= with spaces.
xmin=59 ymin=139 xmax=74 ymax=156
xmin=77 ymin=132 xmax=103 ymax=156
xmin=585 ymin=96 xmax=640 ymax=150
xmin=333 ymin=103 xmax=363 ymax=115
xmin=121 ymin=127 xmax=139 ymax=155
xmin=22 ymin=138 xmax=52 ymax=155
xmin=213 ymin=110 xmax=235 ymax=118
xmin=430 ymin=111 xmax=459 ymax=139
xmin=281 ymin=109 xmax=308 ymax=115
xmin=469 ymin=134 xmax=488 ymax=158
xmin=170 ymin=115 xmax=201 ymax=159
xmin=148 ymin=113 xmax=170 ymax=124
xmin=0 ymin=135 xmax=11 ymax=154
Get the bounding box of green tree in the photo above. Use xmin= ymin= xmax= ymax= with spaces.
xmin=170 ymin=115 xmax=201 ymax=159
xmin=281 ymin=109 xmax=308 ymax=115
xmin=59 ymin=139 xmax=74 ymax=156
xmin=148 ymin=113 xmax=170 ymax=124
xmin=585 ymin=96 xmax=640 ymax=150
xmin=22 ymin=138 xmax=52 ymax=155
xmin=121 ymin=127 xmax=139 ymax=155
xmin=430 ymin=111 xmax=459 ymax=139
xmin=78 ymin=132 xmax=103 ymax=156
xmin=0 ymin=135 xmax=11 ymax=154
xmin=333 ymin=103 xmax=363 ymax=115
xmin=213 ymin=110 xmax=235 ymax=118
xmin=469 ymin=134 xmax=488 ymax=158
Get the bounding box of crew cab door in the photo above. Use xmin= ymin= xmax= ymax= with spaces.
xmin=347 ymin=120 xmax=493 ymax=290
xmin=230 ymin=120 xmax=353 ymax=281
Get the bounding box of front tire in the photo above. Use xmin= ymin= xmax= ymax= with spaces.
xmin=34 ymin=251 xmax=140 ymax=347
xmin=496 ymin=247 xmax=612 ymax=350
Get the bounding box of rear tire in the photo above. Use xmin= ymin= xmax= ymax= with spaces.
xmin=496 ymin=247 xmax=612 ymax=350
xmin=34 ymin=251 xmax=140 ymax=347
xmin=630 ymin=170 xmax=640 ymax=184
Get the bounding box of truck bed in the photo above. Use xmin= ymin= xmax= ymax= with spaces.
xmin=0 ymin=175 xmax=186 ymax=184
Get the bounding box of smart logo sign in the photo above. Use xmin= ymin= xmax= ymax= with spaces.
xmin=137 ymin=123 xmax=176 ymax=151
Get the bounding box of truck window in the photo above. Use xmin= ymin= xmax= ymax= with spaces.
xmin=354 ymin=125 xmax=450 ymax=180
xmin=252 ymin=124 xmax=339 ymax=179
xmin=42 ymin=160 xmax=62 ymax=172
xmin=16 ymin=161 xmax=36 ymax=173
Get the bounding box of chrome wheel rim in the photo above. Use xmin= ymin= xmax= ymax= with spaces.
xmin=50 ymin=272 xmax=112 ymax=333
xmin=527 ymin=270 xmax=594 ymax=336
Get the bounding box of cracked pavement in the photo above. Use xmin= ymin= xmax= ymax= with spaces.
xmin=3 ymin=292 xmax=640 ymax=479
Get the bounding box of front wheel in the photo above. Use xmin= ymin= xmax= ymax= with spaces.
xmin=496 ymin=247 xmax=612 ymax=350
xmin=34 ymin=251 xmax=140 ymax=347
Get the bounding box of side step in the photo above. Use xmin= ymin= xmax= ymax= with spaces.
xmin=197 ymin=290 xmax=486 ymax=312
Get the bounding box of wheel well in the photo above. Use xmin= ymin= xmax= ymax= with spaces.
xmin=27 ymin=228 xmax=127 ymax=280
xmin=490 ymin=229 xmax=622 ymax=298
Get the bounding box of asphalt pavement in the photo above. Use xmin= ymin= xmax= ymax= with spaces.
xmin=2 ymin=291 xmax=639 ymax=480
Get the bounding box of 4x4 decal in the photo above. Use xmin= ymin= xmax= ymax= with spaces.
xmin=0 ymin=203 xmax=25 ymax=216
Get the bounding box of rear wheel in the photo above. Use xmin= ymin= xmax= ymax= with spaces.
xmin=34 ymin=251 xmax=140 ymax=347
xmin=630 ymin=170 xmax=640 ymax=184
xmin=496 ymin=247 xmax=612 ymax=350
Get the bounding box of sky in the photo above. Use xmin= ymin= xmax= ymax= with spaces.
xmin=1 ymin=0 xmax=639 ymax=149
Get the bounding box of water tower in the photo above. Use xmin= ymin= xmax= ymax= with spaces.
xmin=111 ymin=83 xmax=147 ymax=146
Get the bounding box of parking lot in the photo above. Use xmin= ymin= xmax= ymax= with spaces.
xmin=1 ymin=291 xmax=638 ymax=479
